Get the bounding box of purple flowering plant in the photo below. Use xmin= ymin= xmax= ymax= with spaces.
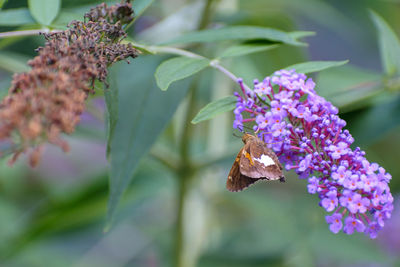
xmin=233 ymin=69 xmax=393 ymax=238
xmin=3 ymin=0 xmax=400 ymax=265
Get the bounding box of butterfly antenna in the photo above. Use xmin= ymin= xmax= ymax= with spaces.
xmin=236 ymin=125 xmax=244 ymax=133
xmin=266 ymin=141 xmax=283 ymax=145
xmin=257 ymin=131 xmax=284 ymax=145
xmin=232 ymin=132 xmax=242 ymax=139
xmin=242 ymin=125 xmax=255 ymax=132
xmin=260 ymin=130 xmax=272 ymax=135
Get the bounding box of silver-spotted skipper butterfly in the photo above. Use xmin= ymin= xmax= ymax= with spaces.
xmin=227 ymin=133 xmax=285 ymax=192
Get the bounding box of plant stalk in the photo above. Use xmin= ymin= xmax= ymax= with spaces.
xmin=0 ymin=29 xmax=62 ymax=38
xmin=173 ymin=1 xmax=215 ymax=264
xmin=174 ymin=80 xmax=198 ymax=267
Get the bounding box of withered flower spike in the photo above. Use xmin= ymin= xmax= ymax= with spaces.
xmin=0 ymin=1 xmax=138 ymax=167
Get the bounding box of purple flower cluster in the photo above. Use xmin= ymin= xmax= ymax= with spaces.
xmin=233 ymin=69 xmax=393 ymax=238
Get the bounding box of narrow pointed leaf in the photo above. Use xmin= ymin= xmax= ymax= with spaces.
xmin=104 ymin=71 xmax=118 ymax=158
xmin=289 ymin=31 xmax=316 ymax=39
xmin=28 ymin=0 xmax=61 ymax=26
xmin=155 ymin=56 xmax=209 ymax=91
xmin=284 ymin=60 xmax=349 ymax=74
xmin=218 ymin=44 xmax=278 ymax=58
xmin=191 ymin=96 xmax=237 ymax=124
xmin=105 ymin=56 xmax=190 ymax=229
xmin=162 ymin=26 xmax=314 ymax=46
xmin=370 ymin=10 xmax=400 ymax=76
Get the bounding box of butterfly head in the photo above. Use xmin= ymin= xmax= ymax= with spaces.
xmin=242 ymin=133 xmax=257 ymax=144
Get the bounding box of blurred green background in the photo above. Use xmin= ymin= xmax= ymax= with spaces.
xmin=0 ymin=0 xmax=400 ymax=266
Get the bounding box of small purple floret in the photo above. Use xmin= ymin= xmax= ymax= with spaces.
xmin=326 ymin=213 xmax=343 ymax=234
xmin=343 ymin=216 xmax=366 ymax=234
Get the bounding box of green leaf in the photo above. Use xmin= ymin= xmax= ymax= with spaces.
xmin=342 ymin=95 xmax=400 ymax=146
xmin=162 ymin=26 xmax=314 ymax=46
xmin=132 ymin=0 xmax=154 ymax=18
xmin=289 ymin=31 xmax=316 ymax=40
xmin=0 ymin=8 xmax=35 ymax=26
xmin=105 ymin=56 xmax=190 ymax=229
xmin=0 ymin=51 xmax=30 ymax=73
xmin=370 ymin=10 xmax=400 ymax=76
xmin=155 ymin=56 xmax=209 ymax=91
xmin=28 ymin=0 xmax=61 ymax=26
xmin=218 ymin=44 xmax=278 ymax=58
xmin=0 ymin=0 xmax=8 ymax=9
xmin=191 ymin=96 xmax=237 ymax=124
xmin=104 ymin=69 xmax=119 ymax=158
xmin=284 ymin=60 xmax=349 ymax=74
xmin=316 ymin=65 xmax=383 ymax=112
xmin=51 ymin=11 xmax=84 ymax=28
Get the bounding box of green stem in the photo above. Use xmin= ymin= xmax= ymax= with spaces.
xmin=174 ymin=169 xmax=190 ymax=267
xmin=174 ymin=81 xmax=197 ymax=267
xmin=128 ymin=41 xmax=252 ymax=92
xmin=0 ymin=29 xmax=62 ymax=39
xmin=173 ymin=1 xmax=215 ymax=265
xmin=198 ymin=0 xmax=214 ymax=30
xmin=132 ymin=42 xmax=204 ymax=59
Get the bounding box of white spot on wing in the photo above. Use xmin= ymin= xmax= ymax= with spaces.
xmin=254 ymin=154 xmax=275 ymax=167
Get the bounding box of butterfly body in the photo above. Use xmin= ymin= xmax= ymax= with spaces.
xmin=226 ymin=133 xmax=285 ymax=192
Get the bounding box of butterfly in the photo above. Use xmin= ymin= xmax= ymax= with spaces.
xmin=226 ymin=133 xmax=285 ymax=192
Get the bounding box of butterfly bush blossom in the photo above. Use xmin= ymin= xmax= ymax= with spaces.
xmin=233 ymin=69 xmax=393 ymax=238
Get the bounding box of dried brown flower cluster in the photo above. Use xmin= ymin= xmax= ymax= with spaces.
xmin=0 ymin=1 xmax=138 ymax=166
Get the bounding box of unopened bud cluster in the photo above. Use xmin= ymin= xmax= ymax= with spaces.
xmin=0 ymin=1 xmax=137 ymax=166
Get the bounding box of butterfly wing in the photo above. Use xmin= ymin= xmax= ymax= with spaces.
xmin=226 ymin=148 xmax=263 ymax=192
xmin=240 ymin=137 xmax=284 ymax=181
